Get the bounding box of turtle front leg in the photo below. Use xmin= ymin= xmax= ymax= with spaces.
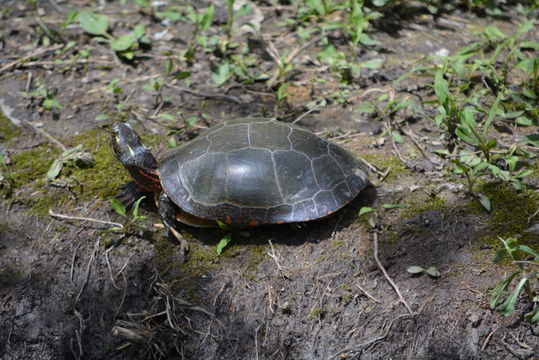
xmin=158 ymin=192 xmax=189 ymax=254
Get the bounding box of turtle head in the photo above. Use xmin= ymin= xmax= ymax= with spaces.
xmin=111 ymin=122 xmax=161 ymax=192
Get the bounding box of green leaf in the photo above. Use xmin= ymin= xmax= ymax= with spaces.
xmin=109 ymin=198 xmax=127 ymax=217
xmin=434 ymin=149 xmax=451 ymax=156
xmin=519 ymin=134 xmax=539 ymax=147
xmin=212 ymin=62 xmax=231 ymax=87
xmin=47 ymin=159 xmax=64 ymax=180
xmin=216 ymin=233 xmax=232 ymax=255
xmin=500 ymin=277 xmax=528 ymax=316
xmin=483 ymin=95 xmax=501 ymax=137
xmin=355 ymin=102 xmax=376 ymax=113
xmin=131 ymin=196 xmax=146 ymax=219
xmin=490 ymin=271 xmax=520 ymax=308
xmin=407 ymin=266 xmax=424 ymax=274
xmin=172 ymin=71 xmax=191 ymax=80
xmin=434 ymin=71 xmax=449 ymax=105
xmin=484 ymin=25 xmax=505 ymax=39
xmin=527 ymin=306 xmax=539 ymax=323
xmin=516 ymin=245 xmax=539 ymax=260
xmin=361 ymin=58 xmax=384 ymax=69
xmin=216 ymin=220 xmax=232 ymax=231
xmin=95 ymin=113 xmax=109 ymax=122
xmin=43 ymin=96 xmax=62 ymax=110
xmin=277 ymin=82 xmax=290 ymax=101
xmin=425 ymin=266 xmax=441 ymax=277
xmin=515 ymin=116 xmax=533 ymax=126
xmin=133 ymin=25 xmax=146 ymax=40
xmin=517 ymin=19 xmax=534 ymax=36
xmin=78 ymin=12 xmax=108 ymax=36
xmin=382 ymin=203 xmax=407 ymax=210
xmin=455 ymin=126 xmax=477 ymax=145
xmin=484 ymin=138 xmax=497 ymax=151
xmin=493 ymin=248 xmax=507 ymax=264
xmin=200 ymin=4 xmax=215 ymax=31
xmin=358 ymin=207 xmax=375 ymax=216
xmin=110 ymin=32 xmax=137 ymax=51
xmin=391 ymin=131 xmax=404 ymax=144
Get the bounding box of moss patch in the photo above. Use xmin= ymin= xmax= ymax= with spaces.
xmin=244 ymin=244 xmax=268 ymax=281
xmin=403 ymin=194 xmax=447 ymax=216
xmin=361 ymin=153 xmax=409 ymax=182
xmin=68 ymin=129 xmax=129 ymax=200
xmin=469 ymin=182 xmax=539 ymax=248
xmin=9 ymin=145 xmax=59 ymax=187
xmin=0 ymin=110 xmax=21 ymax=142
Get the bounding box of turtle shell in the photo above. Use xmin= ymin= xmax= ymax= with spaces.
xmin=159 ymin=118 xmax=368 ymax=225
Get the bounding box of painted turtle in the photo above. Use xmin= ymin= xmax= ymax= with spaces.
xmin=111 ymin=118 xmax=368 ymax=229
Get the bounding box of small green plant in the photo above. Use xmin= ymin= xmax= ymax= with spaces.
xmin=21 ymin=82 xmax=63 ymax=111
xmin=490 ymin=237 xmax=538 ymax=323
xmin=77 ymin=11 xmax=150 ymax=60
xmin=109 ymin=196 xmax=147 ymax=233
xmin=47 ymin=145 xmax=95 ymax=180
xmin=407 ymin=265 xmax=441 ymax=278
xmin=215 ymin=220 xmax=250 ymax=255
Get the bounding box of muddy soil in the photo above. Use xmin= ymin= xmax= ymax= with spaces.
xmin=0 ymin=1 xmax=538 ymax=359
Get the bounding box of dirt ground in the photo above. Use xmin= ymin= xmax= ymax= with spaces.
xmin=0 ymin=1 xmax=538 ymax=359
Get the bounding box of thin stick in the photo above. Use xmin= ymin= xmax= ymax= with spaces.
xmin=356 ymin=283 xmax=382 ymax=304
xmin=481 ymin=327 xmax=498 ymax=351
xmin=330 ymin=313 xmax=411 ymax=359
xmin=21 ymin=118 xmax=67 ymax=151
xmin=49 ymin=209 xmax=123 ymax=229
xmin=267 ymin=239 xmax=284 ymax=275
xmin=0 ymin=44 xmax=63 ymax=74
xmin=267 ymin=34 xmax=324 ymax=87
xmin=373 ymin=231 xmax=414 ymax=317
xmin=292 ymin=100 xmax=323 ymax=124
xmin=75 ymin=239 xmax=99 ymax=303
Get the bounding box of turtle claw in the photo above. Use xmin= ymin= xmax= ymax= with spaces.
xmin=168 ymin=226 xmax=189 ymax=257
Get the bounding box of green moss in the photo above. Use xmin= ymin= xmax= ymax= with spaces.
xmin=149 ymin=242 xmax=215 ymax=301
xmin=68 ymin=129 xmax=129 ymax=200
xmin=244 ymin=244 xmax=268 ymax=281
xmin=404 ymin=195 xmax=447 ymax=215
xmin=361 ymin=153 xmax=409 ymax=182
xmin=0 ymin=111 xmax=21 ymax=142
xmin=469 ymin=182 xmax=539 ymax=248
xmin=9 ymin=145 xmax=59 ymax=187
xmin=181 ymin=243 xmax=217 ymax=277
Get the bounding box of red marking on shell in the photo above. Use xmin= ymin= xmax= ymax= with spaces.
xmin=276 ymin=220 xmax=285 ymax=224
xmin=327 ymin=210 xmax=333 ymax=215
xmin=225 ymin=216 xmax=232 ymax=225
xmin=249 ymin=220 xmax=260 ymax=227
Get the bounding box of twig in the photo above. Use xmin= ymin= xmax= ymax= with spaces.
xmin=267 ymin=239 xmax=284 ymax=275
xmin=254 ymin=325 xmax=260 ymax=360
xmin=373 ymin=231 xmax=414 ymax=317
xmin=21 ymin=118 xmax=67 ymax=151
xmin=75 ymin=239 xmax=100 ymax=303
xmin=481 ymin=327 xmax=498 ymax=351
xmin=105 ymin=247 xmax=122 ymax=291
xmin=267 ymin=34 xmax=324 ymax=87
xmin=165 ymin=84 xmax=242 ymax=104
xmin=0 ymin=44 xmax=64 ymax=74
xmin=9 ymin=58 xmax=115 ymax=69
xmin=401 ymin=124 xmax=436 ymax=164
xmin=356 ymin=283 xmax=382 ymax=304
xmin=292 ymin=100 xmax=323 ymax=124
xmin=49 ymin=209 xmax=123 ymax=229
xmin=330 ymin=313 xmax=412 ymax=358
xmin=514 ymin=260 xmax=539 ymax=266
